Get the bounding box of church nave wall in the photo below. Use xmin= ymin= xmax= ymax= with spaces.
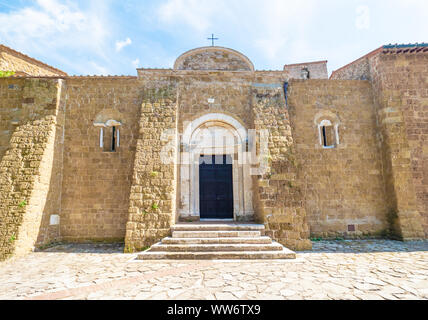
xmin=60 ymin=78 xmax=141 ymax=242
xmin=288 ymin=79 xmax=390 ymax=239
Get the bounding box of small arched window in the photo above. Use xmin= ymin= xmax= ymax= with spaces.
xmin=94 ymin=119 xmax=121 ymax=152
xmin=111 ymin=126 xmax=118 ymax=152
xmin=301 ymin=67 xmax=310 ymax=79
xmin=318 ymin=119 xmax=339 ymax=149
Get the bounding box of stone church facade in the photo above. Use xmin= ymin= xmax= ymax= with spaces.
xmin=0 ymin=43 xmax=427 ymax=261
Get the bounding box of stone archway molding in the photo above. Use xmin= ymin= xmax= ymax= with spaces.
xmin=182 ymin=113 xmax=247 ymax=146
xmin=179 ymin=113 xmax=254 ymax=222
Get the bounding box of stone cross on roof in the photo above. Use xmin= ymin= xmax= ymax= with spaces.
xmin=207 ymin=34 xmax=219 ymax=46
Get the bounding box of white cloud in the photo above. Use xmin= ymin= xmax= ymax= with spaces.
xmin=116 ymin=38 xmax=132 ymax=52
xmin=356 ymin=5 xmax=370 ymax=30
xmin=0 ymin=0 xmax=112 ymax=74
xmin=0 ymin=0 xmax=426 ymax=75
xmin=88 ymin=61 xmax=109 ymax=75
xmin=157 ymin=0 xmax=215 ymax=31
xmin=156 ymin=0 xmax=319 ymax=65
xmin=0 ymin=0 xmax=84 ymax=40
xmin=132 ymin=58 xmax=140 ymax=68
xmin=251 ymin=0 xmax=317 ymax=61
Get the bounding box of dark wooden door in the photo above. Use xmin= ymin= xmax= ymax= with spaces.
xmin=199 ymin=155 xmax=234 ymax=219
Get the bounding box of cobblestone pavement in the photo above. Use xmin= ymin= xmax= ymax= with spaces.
xmin=0 ymin=240 xmax=427 ymax=300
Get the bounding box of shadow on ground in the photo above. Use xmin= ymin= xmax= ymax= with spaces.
xmin=36 ymin=243 xmax=125 ymax=254
xmin=302 ymin=240 xmax=428 ymax=254
xmin=33 ymin=240 xmax=428 ymax=255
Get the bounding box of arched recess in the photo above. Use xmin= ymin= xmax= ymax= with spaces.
xmin=174 ymin=46 xmax=255 ymax=71
xmin=314 ymin=110 xmax=341 ymax=149
xmin=93 ymin=108 xmax=123 ymax=151
xmin=179 ymin=113 xmax=254 ymax=221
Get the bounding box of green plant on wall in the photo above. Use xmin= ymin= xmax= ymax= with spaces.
xmin=150 ymin=171 xmax=159 ymax=177
xmin=18 ymin=200 xmax=27 ymax=208
xmin=285 ymin=148 xmax=299 ymax=168
xmin=152 ymin=203 xmax=159 ymax=210
xmin=124 ymin=244 xmax=134 ymax=253
xmin=9 ymin=234 xmax=16 ymax=243
xmin=264 ymin=155 xmax=273 ymax=163
xmin=0 ymin=71 xmax=15 ymax=78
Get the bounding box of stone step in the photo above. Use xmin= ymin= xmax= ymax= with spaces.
xmin=137 ymin=246 xmax=296 ymax=260
xmin=150 ymin=242 xmax=283 ymax=252
xmin=162 ymin=236 xmax=273 ymax=245
xmin=172 ymin=230 xmax=261 ymax=238
xmin=171 ymin=224 xmax=265 ymax=232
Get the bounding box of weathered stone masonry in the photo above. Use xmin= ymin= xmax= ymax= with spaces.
xmin=0 ymin=78 xmax=64 ymax=260
xmin=0 ymin=44 xmax=67 ymax=77
xmin=288 ymin=80 xmax=389 ymax=238
xmin=252 ymin=84 xmax=311 ymax=250
xmin=0 ymin=44 xmax=427 ymax=261
xmin=60 ymin=78 xmax=140 ymax=242
xmin=125 ymin=87 xmax=178 ymax=252
xmin=332 ymin=45 xmax=428 ymax=239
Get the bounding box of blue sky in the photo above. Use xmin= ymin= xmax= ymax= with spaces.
xmin=0 ymin=0 xmax=427 ymax=76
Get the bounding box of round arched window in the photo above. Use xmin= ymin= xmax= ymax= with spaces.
xmin=318 ymin=119 xmax=339 ymax=148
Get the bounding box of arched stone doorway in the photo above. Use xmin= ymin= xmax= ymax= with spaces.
xmin=179 ymin=113 xmax=254 ymax=222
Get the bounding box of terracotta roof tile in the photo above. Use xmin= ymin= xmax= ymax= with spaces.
xmin=382 ymin=43 xmax=428 ymax=54
xmin=330 ymin=43 xmax=427 ymax=79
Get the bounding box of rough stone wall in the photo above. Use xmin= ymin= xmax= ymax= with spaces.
xmin=330 ymin=58 xmax=371 ymax=80
xmin=0 ymin=78 xmax=25 ymax=160
xmin=288 ymin=80 xmax=389 ymax=238
xmin=370 ymin=53 xmax=427 ymax=239
xmin=173 ymin=71 xmax=289 ymax=220
xmin=35 ymin=82 xmax=66 ymax=246
xmin=1 ymin=48 xmax=424 ymax=259
xmin=161 ymin=70 xmax=290 ymax=131
xmin=176 ymin=73 xmax=254 ymax=130
xmin=252 ymin=84 xmax=312 ymax=251
xmin=60 ymin=78 xmax=140 ymax=242
xmin=131 ymin=69 xmax=313 ymax=250
xmin=176 ymin=49 xmax=253 ymax=71
xmin=284 ymin=61 xmax=328 ymax=79
xmin=0 ymin=78 xmax=63 ymax=261
xmin=0 ymin=45 xmax=66 ymax=76
xmin=124 ymin=87 xmax=178 ymax=252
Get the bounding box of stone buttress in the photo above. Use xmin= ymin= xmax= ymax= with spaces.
xmin=124 ymin=87 xmax=178 ymax=252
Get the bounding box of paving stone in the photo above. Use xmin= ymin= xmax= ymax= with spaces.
xmin=377 ymin=291 xmax=399 ymax=300
xmin=280 ymin=289 xmax=296 ymax=297
xmin=363 ymin=277 xmax=387 ymax=286
xmin=0 ymin=241 xmax=426 ymax=300
xmin=214 ymin=292 xmax=237 ymax=300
